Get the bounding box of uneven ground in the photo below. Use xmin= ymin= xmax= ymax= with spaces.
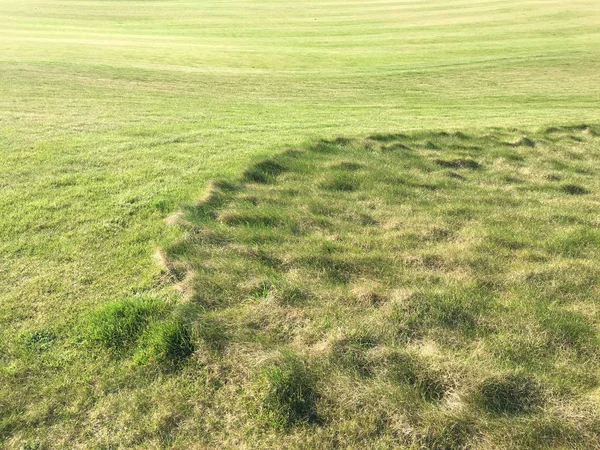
xmin=1 ymin=0 xmax=600 ymax=448
xmin=154 ymin=126 xmax=600 ymax=448
xmin=6 ymin=126 xmax=600 ymax=448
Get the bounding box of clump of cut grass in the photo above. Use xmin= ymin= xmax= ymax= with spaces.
xmin=245 ymin=278 xmax=274 ymax=299
xmin=199 ymin=180 xmax=238 ymax=206
xmin=333 ymin=161 xmax=363 ymax=171
xmin=351 ymin=286 xmax=387 ymax=306
xmin=512 ymin=137 xmax=536 ymax=147
xmin=188 ymin=180 xmax=239 ymax=221
xmin=454 ymin=131 xmax=471 ymax=140
xmin=447 ymin=171 xmax=466 ymax=180
xmin=253 ymin=353 xmax=319 ymax=430
xmin=475 ymin=371 xmax=543 ymax=415
xmin=322 ymin=136 xmax=354 ymax=146
xmin=390 ymin=290 xmax=486 ymax=341
xmin=297 ymin=255 xmax=358 ymax=284
xmin=320 ymin=174 xmax=359 ymax=192
xmin=330 ymin=332 xmax=378 ymax=377
xmin=383 ymin=141 xmax=412 ymax=151
xmin=548 ymin=228 xmax=600 ymax=258
xmin=271 ymin=283 xmax=310 ymax=306
xmin=434 ymin=158 xmax=481 ymax=170
xmin=368 ymin=132 xmax=408 ymax=142
xmin=220 ymin=212 xmax=284 ymax=228
xmin=418 ymin=414 xmax=477 ymax=449
xmin=536 ymin=306 xmax=598 ymax=355
xmin=243 ymin=159 xmax=288 ymax=184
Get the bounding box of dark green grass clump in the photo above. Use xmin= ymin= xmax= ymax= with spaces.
xmin=254 ymin=354 xmax=319 ymax=430
xmin=475 ymin=372 xmax=543 ymax=415
xmin=86 ymin=297 xmax=164 ymax=353
xmin=135 ymin=320 xmax=195 ymax=368
xmin=85 ymin=297 xmax=195 ymax=368
xmin=243 ymin=160 xmax=288 ymax=184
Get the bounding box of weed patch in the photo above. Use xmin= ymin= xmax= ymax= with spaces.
xmin=22 ymin=329 xmax=56 ymax=353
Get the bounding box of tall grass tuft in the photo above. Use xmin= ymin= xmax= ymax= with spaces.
xmin=86 ymin=297 xmax=164 ymax=354
xmin=253 ymin=353 xmax=319 ymax=430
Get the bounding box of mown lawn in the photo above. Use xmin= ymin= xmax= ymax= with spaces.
xmin=1 ymin=0 xmax=600 ymax=448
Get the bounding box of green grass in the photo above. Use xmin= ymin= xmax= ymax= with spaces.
xmin=86 ymin=297 xmax=165 ymax=354
xmin=9 ymin=126 xmax=600 ymax=447
xmin=1 ymin=0 xmax=600 ymax=447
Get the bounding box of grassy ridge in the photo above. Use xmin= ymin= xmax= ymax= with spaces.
xmin=7 ymin=126 xmax=600 ymax=448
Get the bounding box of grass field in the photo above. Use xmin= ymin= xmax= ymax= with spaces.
xmin=1 ymin=0 xmax=600 ymax=448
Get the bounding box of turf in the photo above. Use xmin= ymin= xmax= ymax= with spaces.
xmin=6 ymin=126 xmax=600 ymax=448
xmin=152 ymin=126 xmax=600 ymax=448
xmin=1 ymin=0 xmax=600 ymax=448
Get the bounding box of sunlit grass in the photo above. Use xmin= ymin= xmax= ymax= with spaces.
xmin=1 ymin=0 xmax=600 ymax=447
